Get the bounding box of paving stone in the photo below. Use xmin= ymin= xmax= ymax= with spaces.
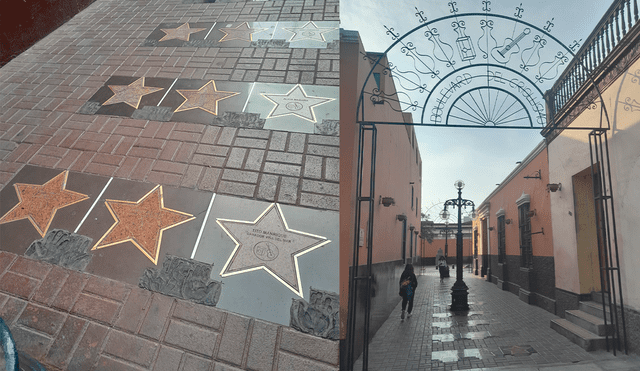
xmin=114 ymin=286 xmax=152 ymax=333
xmin=269 ymin=131 xmax=288 ymax=151
xmin=257 ymin=174 xmax=279 ymax=201
xmin=276 ymin=352 xmax=338 ymax=371
xmin=308 ymin=135 xmax=339 ymax=146
xmin=0 ymin=272 xmax=39 ymax=299
xmin=68 ymin=322 xmax=109 ymax=371
xmin=287 ymin=132 xmax=306 ymax=153
xmin=200 ymin=167 xmax=222 ymax=192
xmin=277 ymin=176 xmax=299 ymax=204
xmin=71 ymin=293 xmax=121 ymax=325
xmin=245 ymin=149 xmax=265 ymax=171
xmin=95 ymin=356 xmax=147 ymax=371
xmin=213 ymin=362 xmax=244 ymax=371
xmin=246 ymin=319 xmax=278 ymax=371
xmin=218 ymin=127 xmax=237 ymax=146
xmin=10 ymin=326 xmax=53 ymax=360
xmin=172 ymin=300 xmax=224 ymax=330
xmin=303 ymin=155 xmax=323 ymax=179
xmin=234 ymin=137 xmax=268 ymax=149
xmin=83 ymin=275 xmax=129 ymax=302
xmin=0 ymin=296 xmax=27 ymax=325
xmin=218 ymin=313 xmax=251 ymax=366
xmin=302 ymin=179 xmax=339 ymax=196
xmin=300 ymin=193 xmax=339 ymax=211
xmin=163 ymin=319 xmax=217 ymax=357
xmin=182 ymin=353 xmax=213 ymax=371
xmin=47 ymin=315 xmax=86 ymax=369
xmin=9 ymin=256 xmax=51 ymax=280
xmin=152 ymin=345 xmax=183 ymax=371
xmin=139 ymin=293 xmax=173 ymax=340
xmin=18 ymin=303 xmax=67 ymax=336
xmin=32 ymin=265 xmax=69 ymax=306
xmin=218 ymin=181 xmax=256 ymax=198
xmin=307 ymin=144 xmax=338 ymax=158
xmin=227 ymin=147 xmax=247 ymax=169
xmin=279 ymin=327 xmax=338 ymax=365
xmin=266 ymin=151 xmax=303 ymax=164
xmin=263 ymin=162 xmax=301 ymax=177
xmin=222 ymin=169 xmax=259 ymax=183
xmin=104 ymin=330 xmax=159 ymax=367
xmin=324 ymin=158 xmax=339 ymax=182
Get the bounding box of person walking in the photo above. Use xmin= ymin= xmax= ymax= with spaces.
xmin=399 ymin=263 xmax=418 ymax=320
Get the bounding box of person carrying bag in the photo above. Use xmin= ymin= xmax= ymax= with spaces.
xmin=398 ymin=263 xmax=418 ymax=320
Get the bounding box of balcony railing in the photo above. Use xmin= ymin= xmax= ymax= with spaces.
xmin=546 ymin=0 xmax=640 ymax=121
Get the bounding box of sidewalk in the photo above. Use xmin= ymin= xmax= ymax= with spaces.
xmin=0 ymin=0 xmax=340 ymax=368
xmin=353 ymin=266 xmax=640 ymax=371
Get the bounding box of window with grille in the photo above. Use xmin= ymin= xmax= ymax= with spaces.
xmin=497 ymin=215 xmax=506 ymax=264
xmin=519 ymin=202 xmax=533 ymax=268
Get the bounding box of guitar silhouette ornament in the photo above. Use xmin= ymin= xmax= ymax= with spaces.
xmin=491 ymin=28 xmax=531 ymax=64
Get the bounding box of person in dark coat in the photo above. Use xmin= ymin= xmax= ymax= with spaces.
xmin=399 ymin=263 xmax=418 ymax=319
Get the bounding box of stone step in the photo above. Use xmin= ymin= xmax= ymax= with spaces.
xmin=580 ymin=300 xmax=608 ymax=318
xmin=550 ymin=318 xmax=607 ymax=351
xmin=566 ymin=310 xmax=613 ymax=336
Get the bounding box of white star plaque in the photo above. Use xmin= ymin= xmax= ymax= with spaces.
xmin=216 ymin=203 xmax=330 ymax=297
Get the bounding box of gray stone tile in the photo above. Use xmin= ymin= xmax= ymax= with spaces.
xmin=226 ymin=148 xmax=247 ymax=169
xmin=269 ymin=131 xmax=288 ymax=151
xmin=264 ymin=162 xmax=301 ymax=177
xmin=304 ymin=155 xmax=323 ymax=180
xmin=257 ymin=174 xmax=278 ymax=201
xmin=278 ymin=177 xmax=299 ymax=204
xmin=222 ymin=169 xmax=259 ymax=183
xmin=266 ymin=151 xmax=303 ymax=164
xmin=301 ymin=180 xmax=338 ymax=196
xmin=245 ymin=149 xmax=265 ymax=171
xmin=324 ymin=158 xmax=339 ymax=181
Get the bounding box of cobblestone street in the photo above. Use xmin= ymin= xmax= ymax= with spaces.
xmin=354 ymin=267 xmax=640 ymax=371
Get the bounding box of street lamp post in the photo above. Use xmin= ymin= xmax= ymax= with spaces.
xmin=444 ymin=180 xmax=475 ymax=312
xmin=439 ymin=210 xmax=450 ymax=261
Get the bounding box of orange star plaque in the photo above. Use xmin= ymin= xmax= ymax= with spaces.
xmin=92 ymin=185 xmax=195 ymax=264
xmin=0 ymin=171 xmax=89 ymax=236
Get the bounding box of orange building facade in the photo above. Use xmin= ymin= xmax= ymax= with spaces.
xmin=472 ymin=141 xmax=556 ymax=312
xmin=340 ymin=29 xmax=423 ymax=366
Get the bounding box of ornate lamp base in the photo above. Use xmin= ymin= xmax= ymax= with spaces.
xmin=450 ymin=280 xmax=469 ymax=311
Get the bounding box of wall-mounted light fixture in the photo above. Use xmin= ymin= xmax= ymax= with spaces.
xmin=505 ymin=218 xmax=512 ymax=225
xmin=547 ymin=183 xmax=562 ymax=192
xmin=379 ymin=195 xmax=395 ymax=207
xmin=527 ymin=209 xmax=536 ymax=218
xmin=489 ymin=226 xmax=495 ymax=231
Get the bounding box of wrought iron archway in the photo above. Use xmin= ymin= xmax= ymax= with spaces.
xmin=346 ymin=1 xmax=631 ymax=369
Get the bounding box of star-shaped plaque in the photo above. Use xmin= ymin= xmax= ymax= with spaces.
xmin=262 ymin=84 xmax=334 ymax=122
xmin=175 ymin=80 xmax=240 ymax=115
xmin=218 ymin=22 xmax=266 ymax=42
xmin=92 ymin=185 xmax=194 ymax=265
xmin=283 ymin=21 xmax=337 ymax=42
xmin=0 ymin=171 xmax=88 ymax=237
xmin=103 ymin=77 xmax=164 ymax=109
xmin=216 ymin=203 xmax=330 ymax=297
xmin=160 ymin=23 xmax=206 ymax=42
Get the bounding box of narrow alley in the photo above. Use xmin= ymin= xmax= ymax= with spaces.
xmin=354 ymin=267 xmax=640 ymax=371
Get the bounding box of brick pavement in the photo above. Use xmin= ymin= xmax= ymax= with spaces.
xmin=0 ymin=0 xmax=339 ymax=368
xmin=353 ymin=267 xmax=640 ymax=371
xmin=0 ymin=250 xmax=338 ymax=370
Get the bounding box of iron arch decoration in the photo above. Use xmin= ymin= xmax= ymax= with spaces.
xmin=347 ymin=2 xmax=629 ymax=370
xmin=355 ymin=4 xmax=612 ymax=130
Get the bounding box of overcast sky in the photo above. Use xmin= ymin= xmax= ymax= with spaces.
xmin=340 ymin=0 xmax=611 ymax=221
